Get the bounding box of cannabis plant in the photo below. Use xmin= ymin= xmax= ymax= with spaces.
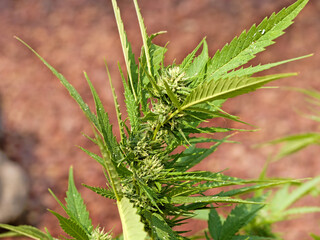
xmin=197 ymin=146 xmax=320 ymax=240
xmin=243 ymin=88 xmax=320 ymax=239
xmin=201 ymin=87 xmax=320 ymax=240
xmin=0 ymin=0 xmax=311 ymax=239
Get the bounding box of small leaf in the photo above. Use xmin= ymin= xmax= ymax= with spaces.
xmin=174 ymin=137 xmax=229 ymax=171
xmin=118 ymin=64 xmax=140 ymax=131
xmin=149 ymin=42 xmax=167 ymax=75
xmin=49 ymin=210 xmax=89 ymax=240
xmin=283 ymin=206 xmax=320 ymax=217
xmin=0 ymin=224 xmax=51 ymax=240
xmin=227 ymin=54 xmax=312 ymax=78
xmin=208 ymin=208 xmax=222 ymax=240
xmin=65 ymin=167 xmax=93 ymax=233
xmin=83 ymin=184 xmax=116 ymax=200
xmin=292 ymin=87 xmax=320 ymax=100
xmin=185 ymin=40 xmax=208 ymax=80
xmin=271 ymin=177 xmax=320 ymax=212
xmin=84 ymin=71 xmax=121 ymax=161
xmin=217 ymin=180 xmax=299 ymax=197
xmin=0 ymin=231 xmax=21 ymax=238
xmin=181 ymin=38 xmax=206 ymax=70
xmin=149 ymin=213 xmax=179 ymax=240
xmin=78 ymin=146 xmax=104 ymax=166
xmin=267 ymin=133 xmax=320 ymax=161
xmin=219 ymin=201 xmax=264 ymax=240
xmin=137 ymin=179 xmax=162 ymax=212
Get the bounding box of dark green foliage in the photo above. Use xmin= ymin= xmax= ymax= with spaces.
xmin=148 ymin=213 xmax=182 ymax=240
xmin=206 ymin=200 xmax=265 ymax=240
xmin=47 ymin=168 xmax=94 ymax=239
xmin=65 ymin=168 xmax=93 ymax=233
xmin=49 ymin=210 xmax=89 ymax=240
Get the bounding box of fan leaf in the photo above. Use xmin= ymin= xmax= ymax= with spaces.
xmin=65 ymin=167 xmax=93 ymax=233
xmin=180 ymin=73 xmax=295 ymax=112
xmin=49 ymin=210 xmax=89 ymax=240
xmin=207 ymin=0 xmax=309 ymax=80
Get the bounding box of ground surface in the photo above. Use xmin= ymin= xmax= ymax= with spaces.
xmin=0 ymin=0 xmax=320 ymax=239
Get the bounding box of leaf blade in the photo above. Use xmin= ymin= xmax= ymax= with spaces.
xmin=65 ymin=167 xmax=93 ymax=233
xmin=49 ymin=210 xmax=89 ymax=240
xmin=0 ymin=224 xmax=51 ymax=240
xmin=181 ymin=73 xmax=296 ymax=112
xmin=111 ymin=0 xmax=138 ymax=99
xmin=15 ymin=37 xmax=99 ymax=129
xmin=117 ymin=197 xmax=148 ymax=240
xmin=220 ymin=202 xmax=264 ymax=240
xmin=207 ymin=0 xmax=309 ymax=79
xmin=208 ymin=208 xmax=222 ymax=240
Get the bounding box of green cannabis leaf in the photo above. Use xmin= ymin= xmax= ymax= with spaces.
xmin=179 ymin=73 xmax=295 ymax=114
xmin=0 ymin=224 xmax=54 ymax=240
xmin=49 ymin=210 xmax=89 ymax=240
xmin=206 ymin=200 xmax=265 ymax=240
xmin=206 ymin=0 xmax=309 ymax=80
xmin=65 ymin=167 xmax=93 ymax=233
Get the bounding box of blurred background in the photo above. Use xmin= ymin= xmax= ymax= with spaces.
xmin=0 ymin=0 xmax=319 ymax=239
